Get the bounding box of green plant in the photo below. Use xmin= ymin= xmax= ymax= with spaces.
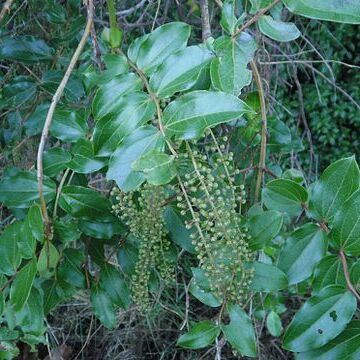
xmin=0 ymin=0 xmax=360 ymax=358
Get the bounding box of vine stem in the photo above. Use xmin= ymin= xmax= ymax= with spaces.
xmin=37 ymin=0 xmax=94 ymax=234
xmin=122 ymin=50 xmax=178 ymax=157
xmin=200 ymin=0 xmax=211 ymax=41
xmin=320 ymin=222 xmax=360 ymax=302
xmin=251 ymin=60 xmax=267 ymax=203
xmin=232 ymin=0 xmax=281 ymax=38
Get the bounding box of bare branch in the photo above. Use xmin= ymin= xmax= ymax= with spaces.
xmin=200 ymin=0 xmax=211 ymax=41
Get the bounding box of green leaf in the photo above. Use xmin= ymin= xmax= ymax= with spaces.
xmin=110 ymin=27 xmax=122 ymax=48
xmin=128 ymin=22 xmax=191 ymax=75
xmin=24 ymin=103 xmax=49 ymax=136
xmin=10 ymin=259 xmax=37 ymax=311
xmin=107 ymin=126 xmax=164 ymax=192
xmin=277 ymin=224 xmax=327 ymax=285
xmin=10 ymin=287 xmax=44 ymax=336
xmin=68 ymin=139 xmax=106 ymax=174
xmin=283 ymin=0 xmax=360 ymax=24
xmin=149 ymin=45 xmax=213 ymax=98
xmin=58 ymin=185 xmax=113 ymax=221
xmin=312 ymin=255 xmax=346 ymax=293
xmin=250 ymin=262 xmax=288 ymax=292
xmin=0 ymin=170 xmax=56 ymax=209
xmin=248 ymin=210 xmax=283 ymax=250
xmin=43 ymin=148 xmax=71 ymax=177
xmin=0 ymin=222 xmax=22 ymax=276
xmin=103 ymin=53 xmax=128 ymax=74
xmin=37 ymin=243 xmax=60 ymax=276
xmin=309 ymin=157 xmax=360 ymax=223
xmin=79 ymin=220 xmax=124 ymax=240
xmin=283 ymin=286 xmax=357 ymax=352
xmin=91 ymin=285 xmax=116 ymax=329
xmin=0 ymin=36 xmax=54 ymax=62
xmin=331 ymin=189 xmax=360 ymax=255
xmin=57 ymin=248 xmax=85 ymax=288
xmin=297 ymin=320 xmax=360 ymax=360
xmin=132 ymin=150 xmax=176 ymax=186
xmin=210 ymin=34 xmax=256 ymax=96
xmin=266 ymin=311 xmax=283 ymax=337
xmin=50 ymin=107 xmax=88 ymax=143
xmin=19 ymin=204 xmax=43 ymax=259
xmin=177 ymin=321 xmax=220 ymax=349
xmin=54 ymin=220 xmax=81 ymax=245
xmin=117 ymin=241 xmax=138 ymax=275
xmin=258 ymin=15 xmax=300 ymax=42
xmin=92 ymin=73 xmax=142 ymax=119
xmin=100 ymin=264 xmax=130 ymax=309
xmin=93 ymin=92 xmax=155 ymax=156
xmin=220 ymin=0 xmax=237 ymax=34
xmin=41 ymin=280 xmax=63 ymax=315
xmin=0 ymin=292 xmax=4 ymax=317
xmin=163 ymin=206 xmax=196 ymax=253
xmin=189 ymin=283 xmax=222 ymax=307
xmin=222 ymin=304 xmax=257 ymax=357
xmin=262 ymin=179 xmax=308 ymax=217
xmin=163 ymin=91 xmax=251 ymax=140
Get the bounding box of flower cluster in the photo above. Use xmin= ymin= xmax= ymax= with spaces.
xmin=177 ymin=137 xmax=254 ymax=304
xmin=112 ymin=184 xmax=174 ymax=311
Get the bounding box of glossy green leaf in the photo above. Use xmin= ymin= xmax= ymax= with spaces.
xmin=278 ymin=224 xmax=327 ymax=285
xmin=0 ymin=222 xmax=22 ymax=276
xmin=149 ymin=45 xmax=213 ymax=98
xmin=41 ymin=280 xmax=63 ymax=315
xmin=283 ymin=286 xmax=357 ymax=352
xmin=68 ymin=139 xmax=106 ymax=174
xmin=57 ymin=248 xmax=85 ymax=288
xmin=117 ymin=241 xmax=138 ymax=275
xmin=163 ymin=91 xmax=251 ymax=140
xmin=297 ymin=320 xmax=360 ymax=360
xmin=50 ymin=107 xmax=88 ymax=143
xmin=10 ymin=288 xmax=44 ymax=336
xmin=43 ymin=148 xmax=71 ymax=177
xmin=177 ymin=321 xmax=220 ymax=349
xmin=37 ymin=243 xmax=60 ymax=276
xmin=107 ymin=126 xmax=164 ymax=192
xmin=266 ymin=311 xmax=283 ymax=337
xmin=92 ymin=73 xmax=142 ymax=119
xmin=309 ymin=157 xmax=360 ymax=223
xmin=0 ymin=170 xmax=56 ymax=209
xmin=250 ymin=262 xmax=288 ymax=292
xmin=331 ymin=189 xmax=360 ymax=255
xmin=132 ymin=150 xmax=176 ymax=186
xmin=210 ymin=33 xmax=256 ymax=96
xmin=103 ymin=53 xmax=128 ymax=74
xmin=283 ymin=0 xmax=360 ymax=24
xmin=79 ymin=220 xmax=124 ymax=240
xmin=10 ymin=259 xmax=37 ymax=311
xmin=58 ymin=185 xmax=112 ymax=221
xmin=0 ymin=292 xmax=4 ymax=317
xmin=128 ymin=22 xmax=191 ymax=75
xmin=222 ymin=304 xmax=257 ymax=357
xmin=164 ymin=206 xmax=196 ymax=253
xmin=91 ymin=285 xmax=116 ymax=329
xmin=93 ymin=92 xmax=155 ymax=156
xmin=248 ymin=210 xmax=283 ymax=250
xmin=220 ymin=0 xmax=237 ymax=34
xmin=262 ymin=179 xmax=308 ymax=217
xmin=0 ymin=36 xmax=54 ymax=62
xmin=100 ymin=264 xmax=130 ymax=309
xmin=54 ymin=220 xmax=81 ymax=245
xmin=189 ymin=283 xmax=222 ymax=307
xmin=312 ymin=255 xmax=346 ymax=293
xmin=258 ymin=15 xmax=300 ymax=42
xmin=24 ymin=103 xmax=49 ymax=136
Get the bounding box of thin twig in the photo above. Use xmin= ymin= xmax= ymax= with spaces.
xmin=0 ymin=0 xmax=14 ymax=22
xmin=251 ymin=61 xmax=267 ymax=203
xmin=37 ymin=0 xmax=94 ymax=234
xmin=339 ymin=249 xmax=360 ymax=302
xmin=200 ymin=0 xmax=211 ymax=41
xmin=232 ymin=0 xmax=281 ymax=38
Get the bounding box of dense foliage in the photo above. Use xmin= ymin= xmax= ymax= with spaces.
xmin=0 ymin=0 xmax=359 ymax=359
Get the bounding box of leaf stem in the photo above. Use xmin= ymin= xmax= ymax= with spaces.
xmin=339 ymin=249 xmax=360 ymax=302
xmin=37 ymin=0 xmax=94 ymax=235
xmin=250 ymin=60 xmax=267 ymax=203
